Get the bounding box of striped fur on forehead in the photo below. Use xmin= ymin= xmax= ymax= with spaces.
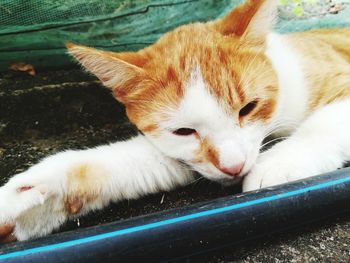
xmin=201 ymin=46 xmax=279 ymax=112
xmin=126 ymin=24 xmax=280 ymax=131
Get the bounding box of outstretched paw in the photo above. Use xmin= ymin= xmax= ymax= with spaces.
xmin=0 ymin=183 xmax=50 ymax=223
xmin=0 ymin=178 xmax=87 ymax=242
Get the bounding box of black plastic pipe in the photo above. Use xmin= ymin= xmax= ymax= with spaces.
xmin=1 ymin=168 xmax=350 ymax=262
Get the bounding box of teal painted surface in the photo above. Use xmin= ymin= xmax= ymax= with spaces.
xmin=0 ymin=0 xmax=349 ymax=71
xmin=278 ymin=7 xmax=350 ymax=33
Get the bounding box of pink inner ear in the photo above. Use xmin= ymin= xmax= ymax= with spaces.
xmin=16 ymin=186 xmax=34 ymax=193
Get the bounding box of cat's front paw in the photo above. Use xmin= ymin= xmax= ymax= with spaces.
xmin=0 ymin=170 xmax=83 ymax=241
xmin=0 ymin=178 xmax=61 ymax=241
xmin=242 ymin=139 xmax=340 ymax=192
xmin=242 ymin=151 xmax=297 ymax=192
xmin=0 ymin=182 xmax=50 ymax=222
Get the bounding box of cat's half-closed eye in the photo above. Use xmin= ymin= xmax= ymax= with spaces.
xmin=172 ymin=128 xmax=197 ymax=136
xmin=239 ymin=100 xmax=258 ymax=118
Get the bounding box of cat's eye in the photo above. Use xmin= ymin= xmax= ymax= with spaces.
xmin=239 ymin=100 xmax=258 ymax=118
xmin=172 ymin=128 xmax=197 ymax=136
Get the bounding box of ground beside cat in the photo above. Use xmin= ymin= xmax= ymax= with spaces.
xmin=0 ymin=0 xmax=349 ymax=242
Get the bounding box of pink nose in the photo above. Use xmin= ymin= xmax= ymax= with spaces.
xmin=220 ymin=162 xmax=244 ymax=177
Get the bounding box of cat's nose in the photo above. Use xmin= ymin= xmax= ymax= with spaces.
xmin=220 ymin=162 xmax=244 ymax=177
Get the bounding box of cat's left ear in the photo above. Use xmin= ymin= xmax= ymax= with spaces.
xmin=210 ymin=0 xmax=277 ymax=42
xmin=66 ymin=43 xmax=148 ymax=104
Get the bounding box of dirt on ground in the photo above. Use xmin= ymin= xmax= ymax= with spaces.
xmin=1 ymin=69 xmax=350 ymax=262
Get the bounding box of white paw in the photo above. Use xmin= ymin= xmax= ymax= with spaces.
xmin=242 ymin=139 xmax=342 ymax=192
xmin=0 ymin=172 xmax=68 ymax=241
xmin=242 ymin=154 xmax=299 ymax=192
xmin=0 ymin=183 xmax=50 ymax=223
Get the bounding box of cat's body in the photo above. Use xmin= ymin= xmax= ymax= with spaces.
xmin=1 ymin=0 xmax=350 ymax=241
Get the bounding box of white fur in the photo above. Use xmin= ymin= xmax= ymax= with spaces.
xmin=148 ymin=67 xmax=265 ymax=183
xmin=0 ymin=136 xmax=193 ymax=240
xmin=265 ymin=33 xmax=309 ymax=135
xmin=243 ymin=98 xmax=350 ymax=191
xmin=243 ymin=33 xmax=350 ymax=191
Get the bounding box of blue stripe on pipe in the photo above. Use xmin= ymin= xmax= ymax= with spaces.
xmin=1 ymin=175 xmax=350 ymax=260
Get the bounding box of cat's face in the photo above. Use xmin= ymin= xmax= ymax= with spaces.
xmin=68 ymin=0 xmax=278 ymax=184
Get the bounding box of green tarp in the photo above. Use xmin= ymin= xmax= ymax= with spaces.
xmin=0 ymin=0 xmax=349 ymax=71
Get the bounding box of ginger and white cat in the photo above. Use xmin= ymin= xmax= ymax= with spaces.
xmin=1 ymin=0 xmax=350 ymax=242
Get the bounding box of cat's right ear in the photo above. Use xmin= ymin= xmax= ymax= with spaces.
xmin=66 ymin=43 xmax=147 ymax=104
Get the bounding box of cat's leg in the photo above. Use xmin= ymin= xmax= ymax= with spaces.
xmin=243 ymin=99 xmax=350 ymax=192
xmin=0 ymin=135 xmax=193 ymax=241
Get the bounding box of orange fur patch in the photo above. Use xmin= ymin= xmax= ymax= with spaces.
xmin=124 ymin=24 xmax=279 ymax=132
xmin=250 ymin=98 xmax=277 ymax=122
xmin=194 ymin=137 xmax=220 ymax=169
xmin=211 ymin=0 xmax=266 ymax=37
xmin=66 ymin=163 xmax=109 ymax=212
xmin=287 ymin=29 xmax=350 ymax=112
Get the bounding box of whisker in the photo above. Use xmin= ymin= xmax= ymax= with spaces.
xmin=188 ymin=176 xmax=204 ymax=186
xmin=260 ymin=136 xmax=289 ymax=150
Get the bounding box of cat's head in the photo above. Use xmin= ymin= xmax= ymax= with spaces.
xmin=68 ymin=0 xmax=279 ymax=184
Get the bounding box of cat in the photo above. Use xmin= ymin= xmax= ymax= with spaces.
xmin=1 ymin=0 xmax=350 ymax=242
